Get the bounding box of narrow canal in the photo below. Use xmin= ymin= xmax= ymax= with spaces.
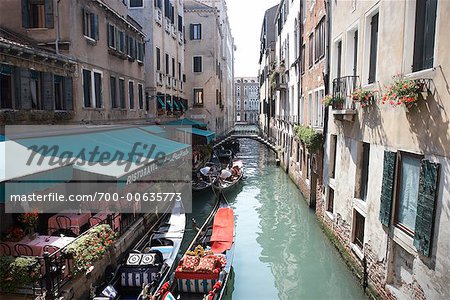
xmin=184 ymin=138 xmax=367 ymax=299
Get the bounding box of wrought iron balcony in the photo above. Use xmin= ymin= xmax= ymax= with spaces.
xmin=332 ymin=76 xmax=359 ymax=120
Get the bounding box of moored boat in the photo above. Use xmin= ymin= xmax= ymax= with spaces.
xmin=93 ymin=201 xmax=185 ymax=300
xmin=152 ymin=197 xmax=235 ymax=300
xmin=211 ymin=160 xmax=244 ymax=193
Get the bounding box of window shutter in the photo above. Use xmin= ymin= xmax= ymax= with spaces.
xmin=44 ymin=0 xmax=54 ymax=28
xmin=413 ymin=160 xmax=440 ymax=257
xmin=379 ymin=150 xmax=397 ymax=227
xmin=19 ymin=68 xmax=32 ymax=109
xmin=21 ymin=0 xmax=30 ymax=28
xmin=107 ymin=23 xmax=111 ymax=46
xmin=190 ymin=24 xmax=194 ymax=40
xmin=368 ymin=13 xmax=378 ymax=83
xmin=42 ymin=73 xmax=54 ymax=110
xmin=423 ymin=0 xmax=437 ymax=69
xmin=64 ymin=77 xmax=73 ymax=110
xmin=94 ymin=14 xmax=99 ymax=40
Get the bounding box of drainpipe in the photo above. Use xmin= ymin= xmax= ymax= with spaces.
xmin=55 ymin=0 xmax=62 ymax=55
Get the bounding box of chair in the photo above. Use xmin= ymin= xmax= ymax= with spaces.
xmin=0 ymin=242 xmax=12 ymax=256
xmin=15 ymin=243 xmax=34 ymax=256
xmin=55 ymin=215 xmax=77 ymax=236
xmin=88 ymin=216 xmax=104 ymax=227
xmin=43 ymin=245 xmax=59 ymax=255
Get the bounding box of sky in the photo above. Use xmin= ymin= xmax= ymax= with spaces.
xmin=227 ymin=0 xmax=280 ymax=78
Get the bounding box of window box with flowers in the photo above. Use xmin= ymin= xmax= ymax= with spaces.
xmin=294 ymin=125 xmax=324 ymax=153
xmin=63 ymin=224 xmax=116 ymax=277
xmin=351 ymin=88 xmax=375 ymax=108
xmin=382 ymin=76 xmax=428 ymax=109
xmin=322 ymin=95 xmax=345 ymax=109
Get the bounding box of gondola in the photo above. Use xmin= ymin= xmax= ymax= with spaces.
xmin=152 ymin=196 xmax=235 ymax=300
xmin=192 ymin=164 xmax=220 ymax=193
xmin=215 ymin=148 xmax=234 ymax=167
xmin=221 ymin=139 xmax=240 ymax=155
xmin=212 ymin=160 xmax=244 ymax=193
xmin=93 ymin=201 xmax=185 ymax=300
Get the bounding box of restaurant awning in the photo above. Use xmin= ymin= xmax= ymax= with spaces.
xmin=164 ymin=118 xmax=207 ymax=128
xmin=179 ymin=100 xmax=186 ymax=111
xmin=157 ymin=95 xmax=165 ymax=109
xmin=15 ymin=128 xmax=190 ymax=188
xmin=176 ymin=127 xmax=215 ymax=144
xmin=139 ymin=125 xmax=166 ymax=135
xmin=0 ymin=140 xmax=73 ymax=203
xmin=173 ymin=98 xmax=181 ymax=111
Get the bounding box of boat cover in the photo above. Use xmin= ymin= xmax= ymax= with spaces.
xmin=210 ymin=208 xmax=234 ymax=253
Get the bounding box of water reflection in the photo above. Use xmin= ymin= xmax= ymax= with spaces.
xmin=186 ymin=139 xmax=366 ymax=300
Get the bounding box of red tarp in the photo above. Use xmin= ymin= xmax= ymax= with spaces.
xmin=210 ymin=208 xmax=234 ymax=254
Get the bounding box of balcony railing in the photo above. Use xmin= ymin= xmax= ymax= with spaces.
xmin=332 ymin=76 xmax=359 ymax=110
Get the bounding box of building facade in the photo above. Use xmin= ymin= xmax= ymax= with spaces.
xmin=269 ymin=0 xmax=328 ymax=207
xmin=128 ymin=0 xmax=187 ymax=122
xmin=235 ymin=77 xmax=259 ymax=124
xmin=258 ymin=4 xmax=278 ymax=140
xmin=0 ymin=0 xmax=146 ymax=124
xmin=319 ymin=0 xmax=450 ymax=299
xmin=184 ymin=0 xmax=235 ymax=135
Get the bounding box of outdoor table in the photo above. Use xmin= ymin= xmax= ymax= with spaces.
xmin=1 ymin=235 xmax=75 ymax=256
xmin=48 ymin=212 xmax=92 ymax=235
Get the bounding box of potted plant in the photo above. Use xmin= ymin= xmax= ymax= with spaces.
xmin=382 ymin=76 xmax=426 ymax=109
xmin=322 ymin=95 xmax=345 ymax=109
xmin=18 ymin=210 xmax=39 ymax=239
xmin=352 ymin=88 xmax=375 ymax=108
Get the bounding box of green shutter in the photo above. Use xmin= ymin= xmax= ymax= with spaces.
xmin=22 ymin=0 xmax=30 ymax=28
xmin=414 ymin=160 xmax=440 ymax=257
xmin=379 ymin=150 xmax=397 ymax=227
xmin=44 ymin=0 xmax=54 ymax=28
xmin=64 ymin=77 xmax=73 ymax=110
xmin=94 ymin=14 xmax=99 ymax=40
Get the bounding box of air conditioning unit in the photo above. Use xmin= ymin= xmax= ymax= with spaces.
xmin=155 ymin=9 xmax=162 ymax=25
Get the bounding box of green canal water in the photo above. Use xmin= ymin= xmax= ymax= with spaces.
xmin=183 ymin=138 xmax=367 ymax=300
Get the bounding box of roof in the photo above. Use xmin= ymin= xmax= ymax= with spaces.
xmin=163 ymin=118 xmax=207 ymax=128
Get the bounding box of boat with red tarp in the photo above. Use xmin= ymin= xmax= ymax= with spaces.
xmin=150 ymin=198 xmax=235 ymax=300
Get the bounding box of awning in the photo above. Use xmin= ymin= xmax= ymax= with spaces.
xmin=164 ymin=118 xmax=207 ymax=128
xmin=16 ymin=128 xmax=190 ymax=188
xmin=179 ymin=100 xmax=186 ymax=111
xmin=210 ymin=207 xmax=234 ymax=254
xmin=166 ymin=99 xmax=173 ymax=110
xmin=176 ymin=127 xmax=215 ymax=144
xmin=173 ymin=99 xmax=181 ymax=111
xmin=0 ymin=140 xmax=73 ymax=203
xmin=157 ymin=96 xmax=165 ymax=109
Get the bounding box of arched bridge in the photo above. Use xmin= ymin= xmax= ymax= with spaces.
xmin=215 ymin=124 xmax=277 ymax=151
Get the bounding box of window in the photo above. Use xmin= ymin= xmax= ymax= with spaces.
xmin=107 ymin=24 xmax=116 ymax=48
xmin=119 ymin=79 xmax=125 ymax=108
xmin=336 ymin=40 xmax=342 ymax=79
xmin=306 ymin=154 xmax=311 ymax=180
xmin=93 ymin=72 xmax=102 ymax=108
xmin=178 ymin=62 xmax=181 ymax=80
xmin=396 ymin=153 xmax=422 ymax=233
xmin=22 ymin=0 xmax=54 ymax=29
xmin=330 ymin=134 xmax=337 ymax=178
xmin=83 ymin=69 xmax=92 ymax=107
xmin=353 ymin=30 xmax=358 ymax=76
xmin=154 ymin=0 xmax=162 ymax=9
xmin=194 ymin=88 xmax=203 ymax=106
xmin=0 ymin=65 xmax=13 ymax=109
xmin=368 ymin=13 xmax=379 ymax=84
xmin=129 ymin=81 xmax=134 ymax=109
xmin=327 ymin=187 xmax=335 ymax=213
xmin=127 ymin=35 xmax=137 ymax=59
xmin=315 ymin=17 xmax=325 ymax=61
xmin=110 ymin=76 xmax=117 ymax=108
xmin=137 ymin=42 xmax=144 ymax=62
xmin=353 ymin=210 xmax=365 ymax=249
xmin=172 ymin=58 xmax=175 ymax=77
xmin=83 ymin=10 xmax=99 ymax=40
xmin=193 ymin=56 xmax=202 ymax=73
xmin=138 ymin=84 xmax=143 ymax=109
xmin=156 ymin=47 xmax=161 ymax=71
xmin=54 ymin=75 xmax=65 ymax=110
xmin=313 ymin=89 xmax=324 ymax=127
xmin=308 ymin=33 xmax=314 ymax=68
xmin=165 ymin=53 xmax=170 ymax=75
xmin=190 ymin=24 xmax=202 ymax=40
xmin=178 ymin=15 xmax=183 ymax=32
xmin=301 ymin=44 xmax=306 ymax=74
xmin=118 ymin=31 xmax=125 ymax=52
xmin=30 ymin=70 xmax=42 ymax=109
xmin=412 ymin=0 xmax=438 ymax=72
xmin=129 ymin=0 xmax=143 ymax=7
xmin=308 ymin=93 xmax=313 ymax=126
xmin=355 ymin=142 xmax=370 ymax=200
xmin=296 ymin=142 xmax=300 ymax=162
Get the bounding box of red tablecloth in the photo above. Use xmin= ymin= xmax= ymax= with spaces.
xmin=1 ymin=235 xmax=75 ymax=256
xmin=48 ymin=213 xmax=91 ymax=235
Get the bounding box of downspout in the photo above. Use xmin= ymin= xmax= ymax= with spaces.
xmin=322 ymin=0 xmax=331 ymax=184
xmin=55 ymin=0 xmax=62 ymax=55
